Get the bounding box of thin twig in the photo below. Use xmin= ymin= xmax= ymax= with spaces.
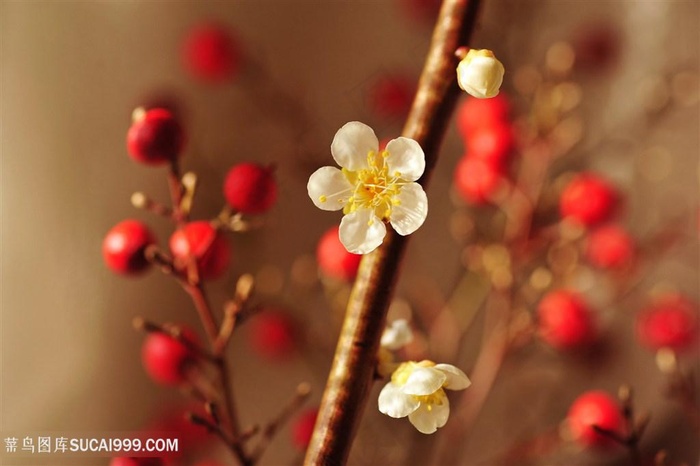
xmin=303 ymin=1 xmax=483 ymax=464
xmin=431 ymin=290 xmax=513 ymax=466
xmin=131 ymin=191 xmax=174 ymax=220
xmin=251 ymin=382 xmax=312 ymax=463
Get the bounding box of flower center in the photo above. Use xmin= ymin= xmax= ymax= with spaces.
xmin=415 ymin=389 xmax=447 ymax=412
xmin=343 ymin=150 xmax=404 ymax=219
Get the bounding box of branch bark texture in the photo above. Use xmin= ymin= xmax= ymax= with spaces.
xmin=304 ymin=1 xmax=483 ymax=464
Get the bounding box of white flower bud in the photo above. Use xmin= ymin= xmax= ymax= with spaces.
xmin=456 ymin=49 xmax=505 ymax=99
xmin=381 ymin=319 xmax=414 ymax=350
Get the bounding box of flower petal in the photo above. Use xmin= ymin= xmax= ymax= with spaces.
xmin=331 ymin=121 xmax=378 ymax=171
xmin=381 ymin=319 xmax=414 ymax=350
xmin=390 ymin=183 xmax=428 ymax=236
xmin=339 ymin=209 xmax=386 ymax=254
xmin=385 ymin=137 xmax=425 ymax=182
xmin=408 ymin=393 xmax=450 ymax=434
xmin=378 ymin=382 xmax=419 ymax=418
xmin=434 ymin=364 xmax=471 ymax=391
xmin=401 ymin=367 xmax=446 ymax=396
xmin=307 ymin=166 xmax=354 ymax=211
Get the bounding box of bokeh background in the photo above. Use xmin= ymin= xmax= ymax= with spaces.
xmin=1 ymin=1 xmax=698 ymax=465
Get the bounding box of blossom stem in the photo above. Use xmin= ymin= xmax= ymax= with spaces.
xmin=303 ymin=1 xmax=483 ymax=465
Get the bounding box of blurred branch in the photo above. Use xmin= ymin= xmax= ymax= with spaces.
xmin=303 ymin=1 xmax=483 ymax=464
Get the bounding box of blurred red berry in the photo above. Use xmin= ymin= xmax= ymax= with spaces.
xmin=194 ymin=461 xmax=226 ymax=466
xmin=454 ymin=157 xmax=503 ymax=205
xmin=110 ymin=458 xmax=164 ymax=466
xmin=368 ymin=74 xmax=416 ymax=120
xmin=142 ymin=327 xmax=199 ymax=386
xmin=145 ymin=403 xmax=213 ymax=461
xmin=636 ymin=294 xmax=698 ymax=352
xmin=455 ymin=94 xmax=511 ymax=137
xmin=127 ymin=109 xmax=184 ymax=166
xmin=559 ymin=172 xmax=618 ymax=227
xmin=585 ymin=225 xmax=635 ymax=269
xmin=169 ymin=221 xmax=231 ymax=280
xmin=182 ymin=22 xmax=241 ymax=83
xmin=465 ymin=123 xmax=515 ymax=169
xmin=223 ymin=163 xmax=278 ymax=215
xmin=103 ymin=220 xmax=156 ymax=275
xmin=537 ymin=290 xmax=596 ymax=349
xmin=317 ymin=226 xmax=362 ymax=281
xmin=567 ymin=391 xmax=624 ymax=448
xmin=292 ymin=408 xmax=319 ymax=450
xmin=248 ymin=310 xmax=296 ymax=361
xmin=574 ymin=23 xmax=621 ymax=73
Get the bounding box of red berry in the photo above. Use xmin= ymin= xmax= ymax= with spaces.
xmin=292 ymin=408 xmax=319 ymax=450
xmin=248 ymin=310 xmax=296 ymax=360
xmin=142 ymin=327 xmax=199 ymax=386
xmin=103 ymin=220 xmax=156 ymax=275
xmin=145 ymin=404 xmax=213 ymax=460
xmin=169 ymin=221 xmax=231 ymax=280
xmin=636 ymin=294 xmax=698 ymax=352
xmin=455 ymin=94 xmax=511 ymax=137
xmin=465 ymin=123 xmax=515 ymax=169
xmin=127 ymin=109 xmax=184 ymax=165
xmin=585 ymin=225 xmax=635 ymax=269
xmin=574 ymin=23 xmax=620 ymax=73
xmin=110 ymin=457 xmax=164 ymax=466
xmin=368 ymin=74 xmax=416 ymax=120
xmin=559 ymin=172 xmax=618 ymax=227
xmin=223 ymin=163 xmax=277 ymax=215
xmin=537 ymin=290 xmax=596 ymax=349
xmin=317 ymin=226 xmax=362 ymax=281
xmin=567 ymin=391 xmax=624 ymax=448
xmin=454 ymin=157 xmax=503 ymax=205
xmin=182 ymin=22 xmax=241 ymax=83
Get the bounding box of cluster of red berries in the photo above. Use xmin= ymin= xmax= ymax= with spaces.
xmin=104 ymin=107 xmax=278 ymax=385
xmin=559 ymin=171 xmax=637 ymax=270
xmin=103 ymin=108 xmax=277 ymax=278
xmin=453 ymin=94 xmax=514 ymax=205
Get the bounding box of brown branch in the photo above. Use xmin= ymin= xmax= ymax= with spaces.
xmin=303 ymin=1 xmax=483 ymax=465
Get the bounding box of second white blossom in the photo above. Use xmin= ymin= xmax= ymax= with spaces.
xmin=378 ymin=360 xmax=471 ymax=434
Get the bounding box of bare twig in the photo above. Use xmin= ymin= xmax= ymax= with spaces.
xmin=251 ymin=382 xmax=312 ymax=463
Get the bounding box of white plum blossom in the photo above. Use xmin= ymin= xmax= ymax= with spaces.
xmin=381 ymin=319 xmax=414 ymax=350
xmin=378 ymin=360 xmax=470 ymax=434
xmin=307 ymin=122 xmax=428 ymax=254
xmin=456 ymin=48 xmax=505 ymax=99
